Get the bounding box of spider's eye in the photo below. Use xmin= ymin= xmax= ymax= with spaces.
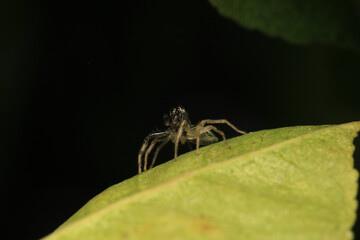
xmin=181 ymin=110 xmax=189 ymax=121
xmin=167 ymin=106 xmax=189 ymax=127
xmin=163 ymin=114 xmax=170 ymax=126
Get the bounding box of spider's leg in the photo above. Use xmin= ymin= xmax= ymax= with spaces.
xmin=200 ymin=119 xmax=246 ymax=135
xmin=196 ymin=126 xmax=201 ymax=155
xmin=138 ymin=141 xmax=148 ymax=174
xmin=174 ymin=120 xmax=186 ymax=160
xmin=144 ymin=139 xmax=160 ymax=172
xmin=150 ymin=139 xmax=169 ymax=169
xmin=202 ymin=125 xmax=230 ymax=149
xmin=138 ymin=131 xmax=168 ymax=174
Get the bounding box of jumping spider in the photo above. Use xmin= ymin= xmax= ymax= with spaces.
xmin=138 ymin=107 xmax=246 ymax=174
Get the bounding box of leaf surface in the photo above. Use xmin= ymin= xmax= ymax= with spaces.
xmin=209 ymin=0 xmax=360 ymax=52
xmin=43 ymin=122 xmax=360 ymax=240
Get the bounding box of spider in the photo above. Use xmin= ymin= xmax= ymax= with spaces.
xmin=137 ymin=106 xmax=246 ymax=174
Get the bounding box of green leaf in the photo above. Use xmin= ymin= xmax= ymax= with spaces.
xmin=209 ymin=0 xmax=360 ymax=52
xmin=43 ymin=122 xmax=360 ymax=240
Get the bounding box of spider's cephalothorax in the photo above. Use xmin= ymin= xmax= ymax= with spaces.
xmin=137 ymin=106 xmax=246 ymax=174
xmin=164 ymin=106 xmax=190 ymax=129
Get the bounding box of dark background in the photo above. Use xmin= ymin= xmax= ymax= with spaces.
xmin=1 ymin=0 xmax=359 ymax=239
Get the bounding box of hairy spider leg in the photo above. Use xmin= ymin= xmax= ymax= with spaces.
xmin=196 ymin=119 xmax=246 ymax=155
xmin=149 ymin=139 xmax=169 ymax=169
xmin=144 ymin=137 xmax=168 ymax=172
xmin=138 ymin=131 xmax=168 ymax=174
xmin=174 ymin=120 xmax=186 ymax=160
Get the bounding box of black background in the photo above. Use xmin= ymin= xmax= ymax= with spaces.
xmin=1 ymin=0 xmax=359 ymax=239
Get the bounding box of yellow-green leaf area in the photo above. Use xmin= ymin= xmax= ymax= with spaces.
xmin=43 ymin=122 xmax=360 ymax=240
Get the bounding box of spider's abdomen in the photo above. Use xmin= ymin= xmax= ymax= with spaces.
xmin=187 ymin=131 xmax=218 ymax=146
xmin=199 ymin=131 xmax=218 ymax=145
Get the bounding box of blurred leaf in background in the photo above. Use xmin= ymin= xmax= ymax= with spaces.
xmin=209 ymin=0 xmax=360 ymax=52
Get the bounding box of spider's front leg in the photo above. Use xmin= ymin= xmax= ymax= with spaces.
xmin=144 ymin=137 xmax=169 ymax=172
xmin=149 ymin=139 xmax=169 ymax=169
xmin=144 ymin=138 xmax=161 ymax=172
xmin=195 ymin=119 xmax=246 ymax=155
xmin=174 ymin=120 xmax=186 ymax=160
xmin=138 ymin=131 xmax=168 ymax=174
